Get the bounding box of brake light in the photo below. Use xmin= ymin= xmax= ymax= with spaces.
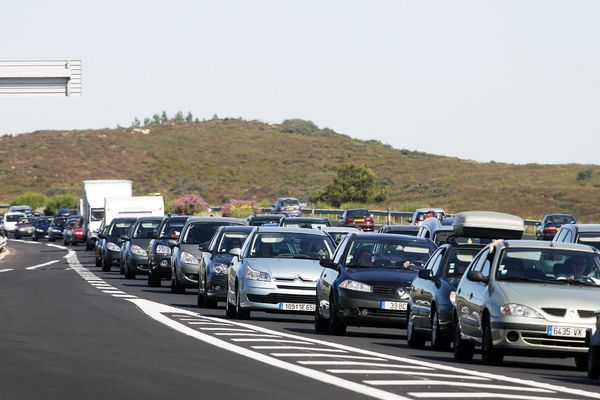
xmin=345 ymin=219 xmax=354 ymax=224
xmin=544 ymin=227 xmax=557 ymax=233
xmin=366 ymin=218 xmax=374 ymax=223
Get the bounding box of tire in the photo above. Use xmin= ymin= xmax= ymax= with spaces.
xmin=147 ymin=270 xmax=161 ymax=287
xmin=314 ymin=297 xmax=328 ymax=333
xmin=431 ymin=309 xmax=451 ymax=351
xmin=588 ymin=346 xmax=600 ymax=379
xmin=119 ymin=259 xmax=125 ymax=275
xmin=95 ymin=255 xmax=101 ymax=269
xmin=575 ymin=355 xmax=587 ymax=371
xmin=225 ymin=296 xmax=236 ymax=318
xmin=201 ymin=275 xmax=218 ymax=308
xmin=481 ymin=318 xmax=503 ymax=365
xmin=407 ymin=307 xmax=425 ymax=347
xmin=170 ymin=268 xmax=186 ymax=294
xmin=86 ymin=241 xmax=93 ymax=251
xmin=328 ymin=293 xmax=347 ymax=335
xmin=124 ymin=265 xmax=136 ymax=279
xmin=453 ymin=317 xmax=474 ymax=362
xmin=48 ymin=236 xmax=54 ymax=242
xmin=101 ymin=257 xmax=110 ymax=272
xmin=235 ymin=285 xmax=250 ymax=319
xmin=63 ymin=238 xmax=68 ymax=246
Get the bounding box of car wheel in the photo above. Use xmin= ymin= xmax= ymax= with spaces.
xmin=48 ymin=236 xmax=54 ymax=242
xmin=101 ymin=257 xmax=110 ymax=272
xmin=202 ymin=274 xmax=218 ymax=308
xmin=328 ymin=293 xmax=346 ymax=336
xmin=588 ymin=346 xmax=600 ymax=379
xmin=481 ymin=318 xmax=503 ymax=365
xmin=95 ymin=255 xmax=101 ymax=269
xmin=314 ymin=297 xmax=328 ymax=333
xmin=86 ymin=241 xmax=93 ymax=251
xmin=125 ymin=265 xmax=135 ymax=279
xmin=63 ymin=238 xmax=68 ymax=246
xmin=407 ymin=307 xmax=425 ymax=347
xmin=575 ymin=355 xmax=587 ymax=371
xmin=235 ymin=284 xmax=250 ymax=320
xmin=147 ymin=270 xmax=161 ymax=287
xmin=119 ymin=258 xmax=125 ymax=275
xmin=453 ymin=317 xmax=474 ymax=362
xmin=431 ymin=308 xmax=451 ymax=351
xmin=225 ymin=295 xmax=236 ymax=318
xmin=170 ymin=267 xmax=186 ymax=294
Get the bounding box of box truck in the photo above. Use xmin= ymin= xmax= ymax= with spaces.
xmin=103 ymin=196 xmax=165 ymax=226
xmin=82 ymin=180 xmax=132 ymax=250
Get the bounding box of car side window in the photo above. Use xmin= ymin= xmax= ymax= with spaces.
xmin=563 ymin=230 xmax=573 ymax=243
xmin=333 ymin=237 xmax=350 ymax=264
xmin=424 ymin=248 xmax=443 ymax=272
xmin=429 ymin=249 xmax=445 ymax=276
xmin=469 ymin=249 xmax=490 ymax=277
xmin=554 ymin=229 xmax=564 ymax=242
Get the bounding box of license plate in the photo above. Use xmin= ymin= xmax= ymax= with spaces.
xmin=380 ymin=301 xmax=408 ymax=310
xmin=354 ymin=218 xmax=365 ymax=222
xmin=279 ymin=303 xmax=315 ymax=312
xmin=547 ymin=325 xmax=586 ymax=338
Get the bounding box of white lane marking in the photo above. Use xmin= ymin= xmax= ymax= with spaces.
xmin=0 ymin=268 xmax=14 ymax=273
xmin=232 ymin=339 xmax=314 ymax=344
xmin=272 ymin=354 xmax=386 ymax=361
xmin=327 ymin=370 xmax=490 ymax=381
xmin=46 ymin=243 xmax=67 ymax=250
xmin=409 ymin=394 xmax=575 ymax=400
xmin=364 ymin=380 xmax=553 ymax=393
xmin=178 ymin=318 xmax=207 ymax=321
xmin=252 ymin=346 xmax=346 ymax=353
xmin=10 ymin=239 xmax=40 ymax=244
xmin=94 ymin=286 xmax=115 ymax=289
xmin=127 ymin=298 xmax=411 ymax=400
xmin=171 ymin=315 xmax=190 ymax=317
xmin=112 ymin=294 xmax=138 ymax=298
xmin=64 ymin=268 xmax=73 ymax=270
xmin=198 ymin=328 xmax=256 ymax=332
xmin=26 ymin=260 xmax=60 ymax=270
xmin=188 ymin=322 xmax=231 ymax=326
xmin=298 ymin=361 xmax=434 ymax=370
xmin=214 ymin=333 xmax=282 ymax=337
xmin=102 ymin=290 xmax=126 ymax=294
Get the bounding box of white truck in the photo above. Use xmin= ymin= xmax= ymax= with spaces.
xmin=103 ymin=196 xmax=165 ymax=226
xmin=82 ymin=180 xmax=132 ymax=250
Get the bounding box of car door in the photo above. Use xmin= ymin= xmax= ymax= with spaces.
xmin=457 ymin=248 xmax=491 ymax=340
xmin=318 ymin=236 xmax=348 ymax=319
xmin=411 ymin=247 xmax=444 ymax=328
xmin=418 ymin=247 xmax=445 ymax=330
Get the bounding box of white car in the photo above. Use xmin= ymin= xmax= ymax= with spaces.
xmin=2 ymin=212 xmax=26 ymax=237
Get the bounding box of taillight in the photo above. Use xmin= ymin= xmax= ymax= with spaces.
xmin=544 ymin=227 xmax=557 ymax=233
xmin=345 ymin=219 xmax=354 ymax=224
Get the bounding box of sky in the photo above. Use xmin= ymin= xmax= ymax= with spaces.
xmin=1 ymin=1 xmax=598 ymax=164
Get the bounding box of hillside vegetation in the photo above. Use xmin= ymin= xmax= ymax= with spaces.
xmin=1 ymin=118 xmax=599 ymax=221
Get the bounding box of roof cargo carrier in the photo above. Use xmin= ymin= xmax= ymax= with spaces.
xmin=453 ymin=211 xmax=524 ymax=240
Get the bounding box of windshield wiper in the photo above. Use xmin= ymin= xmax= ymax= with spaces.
xmin=501 ymin=276 xmax=563 ymax=284
xmin=277 ymin=254 xmax=318 ymax=260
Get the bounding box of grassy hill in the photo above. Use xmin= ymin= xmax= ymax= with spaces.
xmin=1 ymin=118 xmax=599 ymax=221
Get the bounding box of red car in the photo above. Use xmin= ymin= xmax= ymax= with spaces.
xmin=339 ymin=208 xmax=375 ymax=231
xmin=64 ymin=216 xmax=87 ymax=246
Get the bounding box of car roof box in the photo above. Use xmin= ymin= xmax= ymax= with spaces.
xmin=453 ymin=211 xmax=524 ymax=240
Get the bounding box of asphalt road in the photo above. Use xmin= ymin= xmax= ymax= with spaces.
xmin=1 ymin=239 xmax=599 ymax=400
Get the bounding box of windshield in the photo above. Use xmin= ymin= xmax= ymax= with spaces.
xmin=249 ymin=232 xmax=333 ymax=260
xmin=327 ymin=232 xmax=350 ymax=246
xmin=158 ymin=221 xmax=186 ymax=239
xmin=496 ymin=248 xmax=600 ymax=285
xmin=91 ymin=209 xmax=105 ymax=221
xmin=132 ymin=221 xmax=161 ymax=238
xmin=6 ymin=214 xmax=23 ymax=222
xmin=280 ymin=199 xmax=299 ymax=207
xmin=35 ymin=217 xmax=51 ymax=225
xmin=52 ymin=219 xmax=66 ymax=228
xmin=183 ymin=222 xmax=239 ymax=245
xmin=445 ymin=248 xmax=481 ymax=287
xmin=216 ymin=232 xmax=250 ymax=253
xmin=249 ymin=218 xmax=281 ymax=226
xmin=108 ymin=221 xmax=134 ymax=237
xmin=345 ymin=238 xmax=435 ymax=270
xmin=576 ymin=233 xmax=600 ymax=251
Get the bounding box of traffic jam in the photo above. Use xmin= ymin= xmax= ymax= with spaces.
xmin=2 ymin=179 xmax=600 ymax=396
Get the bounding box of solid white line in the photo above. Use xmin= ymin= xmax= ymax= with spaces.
xmin=26 ymin=260 xmax=60 ymax=270
xmin=409 ymin=394 xmax=574 ymax=400
xmin=112 ymin=294 xmax=138 ymax=298
xmin=214 ymin=333 xmax=282 ymax=337
xmin=363 ymin=380 xmax=553 ymax=393
xmin=0 ymin=268 xmax=14 ymax=273
xmin=10 ymin=239 xmax=40 ymax=244
xmin=46 ymin=243 xmax=67 ymax=250
xmin=252 ymin=346 xmax=346 ymax=353
xmin=298 ymin=361 xmax=433 ymax=370
xmin=126 ymin=298 xmax=411 ymax=400
xmin=187 ymin=322 xmax=231 ymax=326
xmin=232 ymin=339 xmax=314 ymax=344
xmin=102 ymin=290 xmax=126 ymax=294
xmin=94 ymin=286 xmax=115 ymax=289
xmin=326 ymin=370 xmax=490 ymax=381
xmin=198 ymin=328 xmax=256 ymax=332
xmin=273 ymin=354 xmax=386 ymax=361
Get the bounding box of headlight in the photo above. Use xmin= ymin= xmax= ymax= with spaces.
xmin=212 ymin=263 xmax=229 ymax=275
xmin=131 ymin=244 xmax=147 ymax=257
xmin=339 ymin=280 xmax=372 ymax=293
xmin=181 ymin=251 xmax=199 ymax=265
xmin=107 ymin=242 xmax=120 ymax=252
xmin=500 ymin=304 xmax=543 ymax=318
xmin=396 ymin=288 xmax=409 ymax=300
xmin=36 ymin=228 xmax=44 ymax=232
xmin=245 ymin=265 xmax=271 ymax=281
xmin=449 ymin=291 xmax=457 ymax=305
xmin=156 ymin=244 xmax=171 ymax=255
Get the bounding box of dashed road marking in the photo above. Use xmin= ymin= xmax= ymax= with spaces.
xmin=364 ymin=380 xmax=553 ymax=393
xmin=26 ymin=260 xmax=60 ymax=270
xmin=0 ymin=268 xmax=14 ymax=273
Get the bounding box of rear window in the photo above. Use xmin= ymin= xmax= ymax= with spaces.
xmin=347 ymin=209 xmax=370 ymax=218
xmin=280 ymin=199 xmax=299 ymax=207
xmin=250 ymin=218 xmax=282 ymax=226
xmin=546 ymin=215 xmax=575 ymax=224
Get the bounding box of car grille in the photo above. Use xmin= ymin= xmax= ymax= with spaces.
xmin=521 ymin=332 xmax=587 ymax=348
xmin=578 ymin=310 xmax=595 ymax=318
xmin=373 ymin=286 xmax=392 ymax=295
xmin=247 ymin=293 xmax=316 ymax=304
xmin=542 ymin=308 xmax=566 ymax=317
xmin=274 ymin=276 xmax=317 ymax=282
xmin=276 ymin=285 xmax=315 ymax=290
xmin=365 ymin=308 xmax=407 ymax=319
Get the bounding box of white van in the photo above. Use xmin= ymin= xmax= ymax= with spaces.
xmin=2 ymin=212 xmax=27 ymax=236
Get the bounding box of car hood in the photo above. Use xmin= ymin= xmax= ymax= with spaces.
xmin=247 ymin=258 xmax=324 ymax=281
xmin=496 ymin=281 xmax=600 ymax=310
xmin=345 ymin=268 xmax=417 ymax=286
xmin=180 ymin=244 xmax=203 ymax=257
xmin=131 ymin=238 xmax=152 ymax=248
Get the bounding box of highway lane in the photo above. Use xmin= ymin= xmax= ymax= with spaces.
xmin=2 ymin=241 xmax=599 ymax=399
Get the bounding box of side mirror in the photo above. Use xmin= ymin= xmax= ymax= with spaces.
xmin=418 ymin=269 xmax=434 ymax=280
xmin=467 ymin=270 xmax=488 ymax=283
xmin=320 ymin=259 xmax=337 ymax=270
xmin=408 ymin=217 xmax=413 ymax=223
xmin=120 ymin=234 xmax=129 ymax=241
xmin=198 ymin=245 xmax=211 ymax=253
xmin=228 ymin=248 xmax=241 ymax=258
xmin=167 ymin=239 xmax=178 ymax=247
xmin=535 ymin=221 xmax=541 ymax=227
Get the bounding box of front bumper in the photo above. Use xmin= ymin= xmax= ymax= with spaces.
xmin=337 ymin=291 xmax=408 ymax=327
xmin=104 ymin=248 xmax=121 ymax=266
xmin=240 ymin=280 xmax=316 ymax=312
xmin=178 ymin=262 xmax=199 ymax=287
xmin=489 ymin=316 xmax=592 ymax=356
xmin=149 ymin=255 xmax=172 ymax=278
xmin=206 ymin=273 xmax=229 ymax=300
xmin=126 ymin=253 xmax=149 ymax=273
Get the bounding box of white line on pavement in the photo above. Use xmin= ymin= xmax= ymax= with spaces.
xmin=327 ymin=370 xmax=490 ymax=381
xmin=252 ymin=346 xmax=347 ymax=353
xmin=26 ymin=260 xmax=60 ymax=270
xmin=198 ymin=328 xmax=256 ymax=332
xmin=298 ymin=361 xmax=433 ymax=370
xmin=0 ymin=268 xmax=14 ymax=273
xmin=272 ymin=354 xmax=387 ymax=361
xmin=408 ymin=393 xmax=574 ymax=400
xmin=363 ymin=380 xmax=553 ymax=393
xmin=9 ymin=239 xmax=40 ymax=244
xmin=46 ymin=243 xmax=67 ymax=250
xmin=214 ymin=333 xmax=282 ymax=337
xmin=232 ymin=339 xmax=314 ymax=344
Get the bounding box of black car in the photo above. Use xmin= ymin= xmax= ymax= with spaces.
xmin=147 ymin=215 xmax=190 ymax=287
xmin=120 ymin=216 xmax=164 ymax=279
xmin=407 ymin=242 xmax=484 ymax=349
xmin=315 ymin=233 xmax=436 ymax=335
xmin=247 ymin=214 xmax=284 ymax=226
xmin=32 ymin=216 xmax=53 ymax=241
xmin=536 ymin=214 xmax=576 ymax=241
xmin=197 ymin=225 xmax=253 ymax=307
xmin=47 ymin=217 xmax=66 ymax=242
xmin=279 ymin=217 xmax=331 ymax=229
xmin=378 ymin=225 xmax=419 ymax=236
xmin=99 ymin=217 xmax=137 ymax=272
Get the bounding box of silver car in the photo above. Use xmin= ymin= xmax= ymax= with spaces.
xmin=454 ymin=240 xmax=600 ymax=367
xmin=226 ymin=227 xmax=335 ymax=319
